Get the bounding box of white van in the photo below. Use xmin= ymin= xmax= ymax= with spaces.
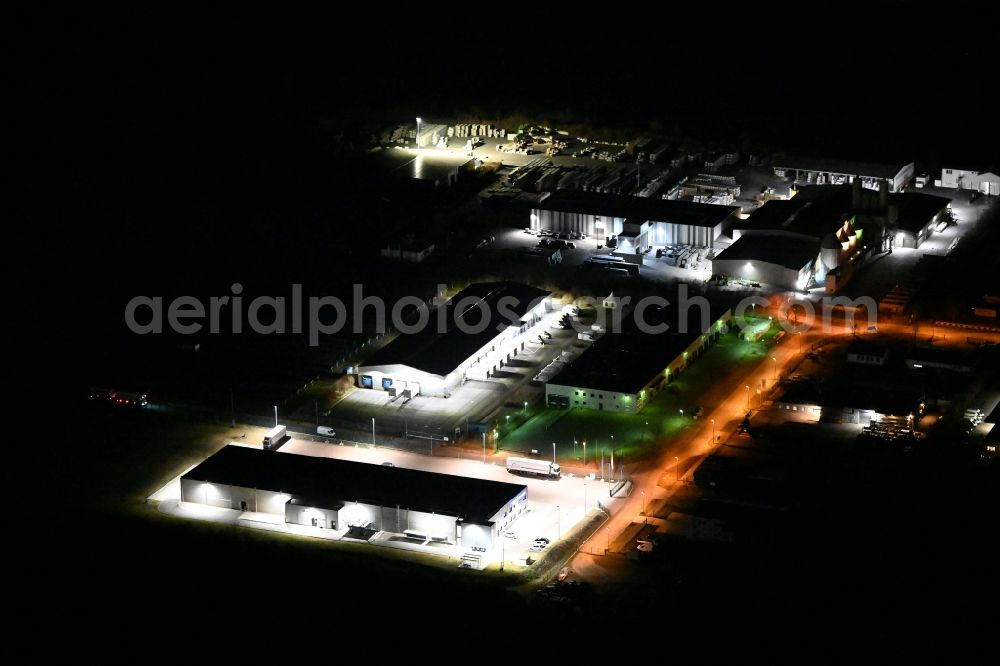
xmin=317 ymin=425 xmax=336 ymax=437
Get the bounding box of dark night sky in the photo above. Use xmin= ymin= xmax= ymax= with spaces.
xmin=29 ymin=5 xmax=995 ymax=341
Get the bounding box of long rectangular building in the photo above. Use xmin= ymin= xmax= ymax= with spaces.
xmin=772 ymin=155 xmax=914 ymax=193
xmin=545 ymin=304 xmax=732 ymax=413
xmin=357 ymin=282 xmax=551 ymax=397
xmin=530 ymin=190 xmax=738 ymax=248
xmin=181 ymin=445 xmax=528 ymax=550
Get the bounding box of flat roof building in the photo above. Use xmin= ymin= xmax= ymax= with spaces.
xmin=181 ymin=445 xmax=528 ymax=550
xmin=773 ymin=155 xmax=914 ymax=192
xmin=545 ymin=304 xmax=732 ymax=412
xmin=371 ymin=148 xmax=475 ymax=188
xmin=530 ymin=190 xmax=738 ymax=249
xmin=719 ymin=183 xmax=951 ymax=291
xmin=712 ymin=232 xmax=822 ymax=291
xmin=357 ymin=282 xmax=551 ymax=397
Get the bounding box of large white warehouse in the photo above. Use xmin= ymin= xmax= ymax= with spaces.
xmin=356 ymin=282 xmax=551 ymax=397
xmin=530 ymin=190 xmax=738 ymax=249
xmin=181 ymin=445 xmax=528 ymax=551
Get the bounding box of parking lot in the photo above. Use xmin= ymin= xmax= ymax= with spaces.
xmin=326 ymin=305 xmax=583 ymax=442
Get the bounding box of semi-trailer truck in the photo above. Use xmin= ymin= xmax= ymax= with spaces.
xmin=263 ymin=425 xmax=287 ymax=449
xmin=507 ymin=457 xmax=560 ymax=478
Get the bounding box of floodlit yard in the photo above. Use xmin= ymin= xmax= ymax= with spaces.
xmin=498 ymin=328 xmax=770 ymax=462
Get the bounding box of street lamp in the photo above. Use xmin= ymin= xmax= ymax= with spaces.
xmin=771 ymin=355 xmax=777 ymax=380
xmin=674 ymin=455 xmax=680 ymax=482
xmin=583 ymin=482 xmax=588 ymax=513
xmin=273 ymin=405 xmax=277 ymax=426
xmin=640 ymin=490 xmax=646 ymax=515
xmin=745 ymin=384 xmax=751 ymax=411
xmin=552 ymin=442 xmax=556 ymax=464
xmin=371 ymin=417 xmax=375 ymax=446
xmin=573 ymin=438 xmax=577 ymax=456
xmin=711 ymin=418 xmax=716 ymax=444
xmin=506 ymin=414 xmax=510 ymax=427
xmin=415 ymin=117 xmax=421 ymax=148
xmin=583 ymin=440 xmax=587 ymax=466
xmin=523 ymin=401 xmax=528 ymax=413
xmin=605 ymin=528 xmax=611 ymax=554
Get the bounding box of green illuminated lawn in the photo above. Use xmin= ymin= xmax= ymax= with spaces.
xmin=498 ymin=330 xmax=769 ymax=461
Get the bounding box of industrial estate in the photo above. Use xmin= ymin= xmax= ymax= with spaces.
xmin=75 ymin=15 xmax=998 ymax=633
xmin=126 ymin=119 xmax=999 ymax=579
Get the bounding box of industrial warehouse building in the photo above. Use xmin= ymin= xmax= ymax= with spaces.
xmin=545 ymin=305 xmax=732 ymax=413
xmin=356 ymin=282 xmax=551 ymax=397
xmin=940 ymin=166 xmax=999 ymax=195
xmin=773 ymin=155 xmax=914 ymax=192
xmin=530 ymin=190 xmax=738 ymax=250
xmin=716 ymin=182 xmax=950 ymax=290
xmin=372 ymin=148 xmax=475 ymax=188
xmin=181 ymin=445 xmax=528 ymax=550
xmin=712 ymin=232 xmax=822 ymax=292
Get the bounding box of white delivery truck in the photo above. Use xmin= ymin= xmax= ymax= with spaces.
xmin=507 ymin=457 xmax=560 ymax=478
xmin=263 ymin=425 xmax=287 ymax=449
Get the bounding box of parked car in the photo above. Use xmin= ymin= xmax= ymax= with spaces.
xmin=503 ymin=531 xmax=517 ymax=539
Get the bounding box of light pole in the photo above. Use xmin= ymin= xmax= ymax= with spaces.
xmin=415 ymin=117 xmax=421 ymax=148
xmin=523 ymin=401 xmax=528 ymax=414
xmin=772 ymin=355 xmax=777 ymax=380
xmin=711 ymin=418 xmax=716 ymax=444
xmin=674 ymin=456 xmax=680 ymax=482
xmin=273 ymin=405 xmax=277 ymax=426
xmin=506 ymin=414 xmax=510 ymax=429
xmin=745 ymin=384 xmax=751 ymax=411
xmin=573 ymin=438 xmax=577 ymax=456
xmin=640 ymin=490 xmax=646 ymax=515
xmin=583 ymin=440 xmax=587 ymax=466
xmin=605 ymin=528 xmax=611 ymax=554
xmin=583 ymin=482 xmax=587 ymax=513
xmin=371 ymin=417 xmax=375 ymax=446
xmin=552 ymin=442 xmax=556 ymax=464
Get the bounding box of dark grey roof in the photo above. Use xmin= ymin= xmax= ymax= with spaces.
xmin=889 ymin=192 xmax=950 ymax=233
xmin=361 ymin=282 xmax=550 ymax=377
xmin=847 ymin=339 xmax=888 ymax=357
xmin=535 ymin=190 xmax=737 ymax=228
xmin=774 ymin=155 xmax=910 ymax=180
xmin=183 ymin=445 xmax=526 ymax=524
xmin=714 ymin=233 xmax=821 ymax=271
xmin=737 ymin=186 xmax=853 ymax=239
xmin=548 ymin=304 xmax=729 ymax=395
